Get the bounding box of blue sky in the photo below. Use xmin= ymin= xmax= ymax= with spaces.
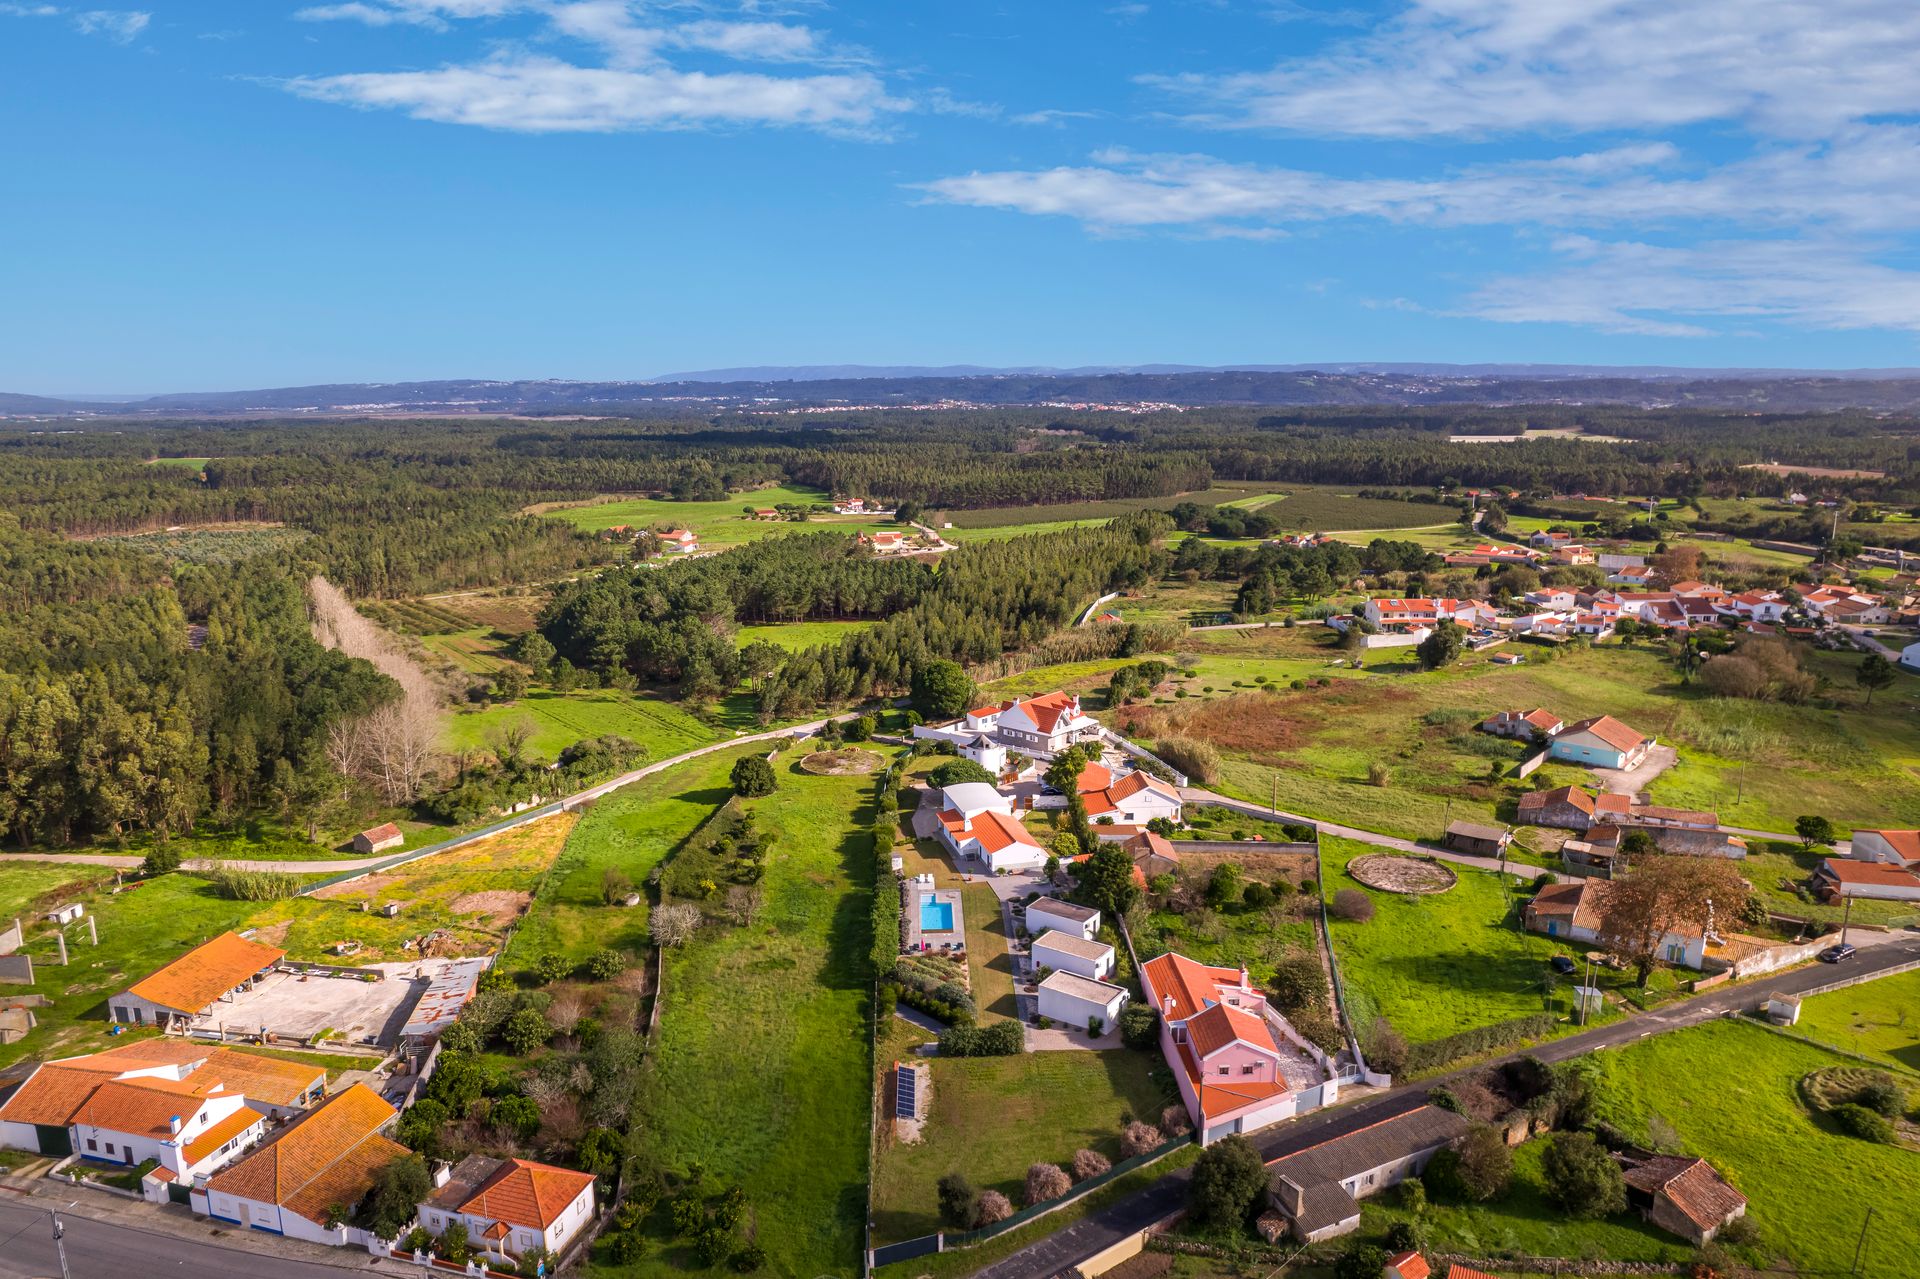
xmin=7 ymin=1 xmax=1920 ymax=392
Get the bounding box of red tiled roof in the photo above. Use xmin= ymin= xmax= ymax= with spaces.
xmin=1857 ymin=830 xmax=1920 ymax=862
xmin=459 ymin=1158 xmax=597 ymax=1231
xmin=209 ymin=1085 xmax=402 ymax=1224
xmin=1388 ymin=1252 xmax=1430 ymax=1279
xmin=358 ymin=822 xmax=402 ymax=844
xmin=962 ymin=810 xmax=1041 ymax=854
xmin=1446 ymin=1266 xmax=1499 ymax=1279
xmin=1621 ymin=1155 xmax=1746 ymax=1230
xmin=1186 ymin=1001 xmax=1279 ymax=1060
xmin=1817 ymin=859 xmax=1920 ymax=888
xmin=73 ymin=1076 xmax=214 ymax=1138
xmin=183 ymin=1106 xmax=265 ymax=1166
xmin=1563 ymin=715 xmax=1650 ymax=754
xmin=1140 ymin=952 xmax=1247 ymax=1022
xmin=126 ymin=932 xmax=284 ymax=1015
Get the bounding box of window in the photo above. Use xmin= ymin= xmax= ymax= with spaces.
xmin=1241 ymin=1065 xmax=1255 ymax=1075
xmin=86 ymin=1139 xmax=97 ymax=1152
xmin=104 ymin=1143 xmax=115 ymax=1156
xmin=1218 ymin=1066 xmax=1229 ymax=1076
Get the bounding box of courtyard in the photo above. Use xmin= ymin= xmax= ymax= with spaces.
xmin=183 ymin=957 xmax=482 ymax=1050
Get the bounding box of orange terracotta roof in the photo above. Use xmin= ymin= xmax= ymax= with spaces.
xmin=1075 ymin=762 xmax=1114 ymax=793
xmin=1564 ymin=715 xmax=1650 ymax=754
xmin=1015 ymin=691 xmax=1083 ymax=734
xmin=1858 ymin=830 xmax=1920 ymax=862
xmin=965 ymin=810 xmax=1041 ymax=854
xmin=1446 ymin=1266 xmax=1499 ymax=1279
xmin=459 ymin=1158 xmax=597 ymax=1230
xmin=1818 ymin=859 xmax=1920 ymax=888
xmin=72 ymin=1076 xmax=216 ymax=1139
xmin=1186 ymin=1001 xmax=1279 ymax=1060
xmin=126 ymin=932 xmax=284 ymax=1015
xmin=0 ymin=1064 xmax=108 ymax=1127
xmin=210 ymin=1084 xmax=398 ymax=1217
xmin=1140 ymin=951 xmax=1248 ymax=1022
xmin=359 ymin=822 xmax=402 ymax=843
xmin=1388 ymin=1251 xmax=1430 ymax=1279
xmin=202 ymin=1050 xmax=324 ymax=1108
xmin=183 ymin=1105 xmax=265 ymax=1166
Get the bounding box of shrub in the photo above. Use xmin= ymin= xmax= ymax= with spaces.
xmin=1119 ymin=1003 xmax=1159 ymax=1050
xmin=844 ymin=715 xmax=876 ymax=743
xmin=1242 ymin=881 xmax=1275 ymax=910
xmin=142 ymin=846 xmax=182 ymax=876
xmin=1025 ymin=1162 xmax=1072 ymax=1206
xmin=1335 ymin=1243 xmax=1388 ymax=1279
xmin=1540 ymin=1131 xmax=1627 ymax=1219
xmin=1120 ymin=1120 xmax=1163 ymax=1158
xmin=937 ymin=1172 xmax=979 ymax=1227
xmin=1153 ymin=734 xmax=1221 ymax=784
xmin=1364 ymin=1018 xmax=1409 ymax=1076
xmin=1071 ymin=1149 xmax=1111 ymax=1181
xmin=438 ymin=1220 xmax=472 ymax=1264
xmin=403 ymin=1226 xmax=433 ymax=1254
xmin=1189 ymin=1135 xmax=1268 ymax=1228
xmin=1452 ymin=1125 xmax=1514 ymax=1201
xmin=359 ymin=1154 xmax=434 ymax=1240
xmin=730 ymin=1245 xmax=767 ymax=1272
xmin=1160 ymin=1104 xmax=1193 ymax=1136
xmin=1366 ymin=760 xmax=1393 ymax=787
xmin=929 ymin=758 xmax=997 ymax=789
xmin=973 ymin=1190 xmax=1013 ymax=1226
xmin=534 ymin=952 xmax=575 ymax=984
xmin=1406 ymin=1013 xmax=1559 ymax=1074
xmin=586 ymin=948 xmax=626 ymax=981
xmin=652 ymin=901 xmax=702 ymax=947
xmin=502 ymin=1008 xmax=552 ymax=1054
xmin=1330 ymin=888 xmax=1375 ymax=922
xmin=1833 ymin=1103 xmax=1895 ymax=1143
xmin=938 ymin=1020 xmax=1023 ymax=1057
xmin=730 ymin=755 xmax=777 ymax=797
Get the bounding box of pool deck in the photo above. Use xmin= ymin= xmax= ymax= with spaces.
xmin=902 ymin=879 xmax=966 ymax=954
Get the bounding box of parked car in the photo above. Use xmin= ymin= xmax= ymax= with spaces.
xmin=1818 ymin=943 xmax=1857 ymax=964
xmin=1549 ymin=955 xmax=1577 ymax=975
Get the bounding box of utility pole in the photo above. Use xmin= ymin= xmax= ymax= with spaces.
xmin=1841 ymin=892 xmax=1855 ymax=948
xmin=51 ymin=1210 xmax=71 ymax=1279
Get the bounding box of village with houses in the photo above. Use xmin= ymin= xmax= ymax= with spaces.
xmin=4 ymin=465 xmax=1920 ymax=1279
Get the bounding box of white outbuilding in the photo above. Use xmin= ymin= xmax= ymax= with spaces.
xmin=1025 ymin=898 xmax=1100 ymax=941
xmin=1036 ymin=970 xmax=1129 ymax=1034
xmin=1031 ymin=930 xmax=1115 ymax=981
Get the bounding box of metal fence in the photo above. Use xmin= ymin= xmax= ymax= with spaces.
xmin=866 ymin=1134 xmax=1195 ymax=1269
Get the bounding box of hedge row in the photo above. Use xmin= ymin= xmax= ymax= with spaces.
xmin=1405 ymin=1013 xmax=1560 ymax=1075
xmin=938 ymin=1020 xmax=1024 ymax=1057
xmin=870 ymin=752 xmax=907 ymax=976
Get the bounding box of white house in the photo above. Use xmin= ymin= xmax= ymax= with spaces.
xmin=1077 ymin=762 xmax=1183 ymax=826
xmin=958 ymin=691 xmax=1101 ymax=755
xmin=1814 ymin=859 xmax=1920 ymax=902
xmin=0 ymin=1040 xmax=319 ymax=1170
xmin=204 ymin=1084 xmax=408 ymax=1245
xmin=939 ymin=782 xmax=1012 ymax=822
xmin=1036 ymin=970 xmax=1129 ymax=1033
xmin=956 ymin=732 xmax=1010 ymax=778
xmin=656 ymin=528 xmax=699 ymax=554
xmin=1724 ymin=591 xmax=1790 ymax=623
xmin=1902 ymin=640 xmax=1920 ymax=674
xmin=419 ymin=1155 xmax=598 ymax=1269
xmin=1031 ymin=930 xmax=1115 ymax=981
xmin=1523 ymin=589 xmax=1578 ymax=611
xmin=1851 ymin=829 xmax=1920 ymax=867
xmin=1361 ymin=598 xmax=1487 ymax=632
xmin=1523 ymin=880 xmax=1708 ymax=968
xmin=936 ymin=807 xmax=1047 ymax=873
xmin=1025 ymin=898 xmax=1100 ymax=941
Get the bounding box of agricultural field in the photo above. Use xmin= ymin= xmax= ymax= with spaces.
xmin=1318 ymin=837 xmax=1589 ymax=1049
xmin=442 ymin=687 xmax=740 ymax=763
xmin=544 ymin=484 xmax=900 ymax=548
xmin=940 ymin=483 xmax=1451 ymax=537
xmin=1793 ymin=969 xmax=1920 ymax=1070
xmin=144 ymin=455 xmax=214 ymax=473
xmin=735 ymin=619 xmax=875 ymax=651
xmin=244 ymin=812 xmax=578 ymax=963
xmin=618 ymin=751 xmax=880 ymax=1279
xmin=868 ymin=1018 xmax=1174 ymax=1244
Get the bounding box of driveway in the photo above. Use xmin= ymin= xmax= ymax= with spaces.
xmin=1589 ymin=744 xmax=1679 ymax=798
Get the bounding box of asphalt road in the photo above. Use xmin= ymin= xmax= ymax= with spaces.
xmin=968 ymin=937 xmax=1920 ymax=1279
xmin=0 ymin=1199 xmax=371 ymax=1279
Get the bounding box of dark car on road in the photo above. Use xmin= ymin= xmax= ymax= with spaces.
xmin=1818 ymin=943 xmax=1857 ymax=963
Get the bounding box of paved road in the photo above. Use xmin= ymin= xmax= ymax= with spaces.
xmin=0 ymin=1199 xmax=378 ymax=1279
xmin=1179 ymin=789 xmax=1538 ymax=881
xmin=5 ymin=713 xmax=846 ymax=874
xmin=967 ymin=938 xmax=1920 ymax=1279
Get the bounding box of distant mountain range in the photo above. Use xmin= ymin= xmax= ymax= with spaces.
xmin=13 ymin=365 xmax=1920 ymax=417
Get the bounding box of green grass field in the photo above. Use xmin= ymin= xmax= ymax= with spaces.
xmin=735 ymin=619 xmax=876 ymax=651
xmin=868 ymin=1019 xmax=1174 ymax=1244
xmin=1793 ymin=970 xmax=1920 ymax=1071
xmin=442 ymin=688 xmax=740 ymax=763
xmin=0 ymin=861 xmax=111 ymax=923
xmin=145 ymin=456 xmax=213 ymax=472
xmin=1588 ymin=1020 xmax=1920 ymax=1273
xmin=939 ymin=483 xmax=1451 ymax=537
xmin=546 ymin=484 xmax=898 ymax=548
xmin=616 ymin=752 xmax=879 ymax=1279
xmin=1319 ymin=837 xmax=1583 ymax=1047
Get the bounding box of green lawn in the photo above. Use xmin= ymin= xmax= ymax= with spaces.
xmin=1793 ymin=970 xmax=1920 ymax=1072
xmin=546 ymin=484 xmax=898 ymax=548
xmin=868 ymin=1019 xmax=1174 ymax=1244
xmin=1588 ymin=1020 xmax=1920 ymax=1274
xmin=612 ymin=753 xmax=879 ymax=1279
xmin=0 ymin=861 xmax=109 ymax=922
xmin=735 ymin=619 xmax=876 ymax=651
xmin=442 ymin=688 xmax=739 ymax=762
xmin=0 ymin=873 xmax=261 ymax=1069
xmin=959 ymin=883 xmax=1019 ymax=1023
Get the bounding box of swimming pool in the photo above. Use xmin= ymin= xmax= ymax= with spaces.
xmin=919 ymin=898 xmax=955 ymax=932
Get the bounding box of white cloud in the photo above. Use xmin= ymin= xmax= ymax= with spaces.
xmin=296 ymin=3 xmax=449 ymax=29
xmin=0 ymin=3 xmax=61 ymax=17
xmin=1461 ymin=237 xmax=1920 ymax=337
xmin=71 ymin=9 xmax=146 ymax=41
xmin=284 ymin=54 xmax=900 ymax=133
xmin=1149 ymin=0 xmax=1920 ymax=139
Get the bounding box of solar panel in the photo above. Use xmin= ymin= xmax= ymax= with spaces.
xmin=894 ymin=1064 xmax=918 ymax=1118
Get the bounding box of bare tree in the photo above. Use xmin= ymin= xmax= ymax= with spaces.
xmin=307 ymin=576 xmax=446 ymax=802
xmin=726 ymin=884 xmax=763 ymax=926
xmin=1593 ymin=854 xmax=1746 ymax=987
xmin=547 ymin=993 xmax=585 ymax=1036
xmin=651 ymin=902 xmax=702 ymax=948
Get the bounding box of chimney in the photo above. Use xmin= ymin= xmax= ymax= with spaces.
xmin=1274 ymin=1174 xmax=1304 ymax=1216
xmin=433 ymin=1161 xmax=452 ymax=1188
xmin=1162 ymin=994 xmax=1175 ymax=1015
xmin=961 ymin=814 xmax=971 ymax=832
xmin=168 ymin=1114 xmax=182 ymax=1136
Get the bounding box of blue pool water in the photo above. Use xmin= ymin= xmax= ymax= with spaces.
xmin=920 ymin=899 xmax=955 ymax=932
